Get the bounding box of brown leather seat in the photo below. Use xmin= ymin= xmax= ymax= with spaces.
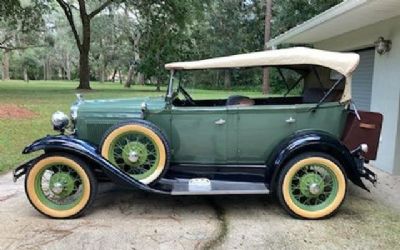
xmin=226 ymin=95 xmax=255 ymax=106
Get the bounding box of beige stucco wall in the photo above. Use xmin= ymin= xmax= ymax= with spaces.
xmin=315 ymin=16 xmax=400 ymax=174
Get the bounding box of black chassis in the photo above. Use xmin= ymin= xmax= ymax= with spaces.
xmin=13 ymin=130 xmax=377 ymax=194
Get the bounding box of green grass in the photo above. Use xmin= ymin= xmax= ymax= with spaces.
xmin=0 ymin=80 xmax=271 ymax=174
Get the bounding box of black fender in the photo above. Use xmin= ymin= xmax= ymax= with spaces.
xmin=20 ymin=135 xmax=168 ymax=194
xmin=266 ymin=130 xmax=368 ymax=192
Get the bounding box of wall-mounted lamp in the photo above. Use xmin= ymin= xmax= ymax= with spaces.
xmin=375 ymin=37 xmax=392 ymax=55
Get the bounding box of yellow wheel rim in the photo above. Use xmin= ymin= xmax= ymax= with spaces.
xmin=282 ymin=157 xmax=346 ymax=219
xmin=26 ymin=156 xmax=91 ymax=218
xmin=101 ymin=124 xmax=167 ymax=184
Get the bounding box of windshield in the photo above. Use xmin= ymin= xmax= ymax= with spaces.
xmin=168 ymin=65 xmax=345 ymax=108
xmin=174 ymin=67 xmax=305 ymax=100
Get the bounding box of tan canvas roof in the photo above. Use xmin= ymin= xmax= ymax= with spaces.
xmin=165 ymin=47 xmax=360 ymax=77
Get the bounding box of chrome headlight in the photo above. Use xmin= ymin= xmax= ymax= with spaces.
xmin=51 ymin=111 xmax=69 ymax=131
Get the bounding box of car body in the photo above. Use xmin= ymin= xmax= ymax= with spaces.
xmin=14 ymin=47 xmax=382 ymax=219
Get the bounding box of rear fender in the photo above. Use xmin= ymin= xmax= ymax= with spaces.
xmin=266 ymin=130 xmax=368 ymax=192
xmin=21 ymin=135 xmax=167 ymax=194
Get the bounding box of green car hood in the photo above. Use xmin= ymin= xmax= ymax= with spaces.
xmin=77 ymin=96 xmax=167 ymax=119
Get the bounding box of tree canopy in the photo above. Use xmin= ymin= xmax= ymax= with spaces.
xmin=0 ymin=0 xmax=342 ymax=91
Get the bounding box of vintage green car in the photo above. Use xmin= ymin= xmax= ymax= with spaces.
xmin=14 ymin=47 xmax=382 ymax=219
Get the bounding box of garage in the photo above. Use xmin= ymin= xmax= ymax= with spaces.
xmin=351 ymin=49 xmax=375 ymax=111
xmin=268 ymin=0 xmax=400 ymax=174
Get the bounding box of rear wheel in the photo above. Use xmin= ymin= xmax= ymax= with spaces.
xmin=277 ymin=152 xmax=347 ymax=219
xmin=25 ymin=154 xmax=97 ymax=219
xmin=100 ymin=120 xmax=170 ymax=185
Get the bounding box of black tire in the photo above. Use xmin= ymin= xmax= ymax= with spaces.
xmin=99 ymin=119 xmax=171 ymax=185
xmin=277 ymin=152 xmax=347 ymax=219
xmin=25 ymin=153 xmax=98 ymax=219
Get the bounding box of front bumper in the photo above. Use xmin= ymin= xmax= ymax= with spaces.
xmin=13 ymin=159 xmax=36 ymax=182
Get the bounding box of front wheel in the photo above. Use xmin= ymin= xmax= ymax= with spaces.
xmin=25 ymin=154 xmax=97 ymax=219
xmin=277 ymin=152 xmax=347 ymax=219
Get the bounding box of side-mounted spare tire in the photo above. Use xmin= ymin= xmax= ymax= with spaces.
xmin=100 ymin=120 xmax=171 ymax=185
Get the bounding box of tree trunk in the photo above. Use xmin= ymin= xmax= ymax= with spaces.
xmin=43 ymin=61 xmax=46 ymax=80
xmin=77 ymin=15 xmax=91 ymax=90
xmin=66 ymin=53 xmax=71 ymax=80
xmin=111 ymin=69 xmax=117 ymax=82
xmin=125 ymin=64 xmax=134 ymax=88
xmin=262 ymin=0 xmax=273 ymax=95
xmin=78 ymin=49 xmax=91 ymax=89
xmin=23 ymin=67 xmax=29 ymax=82
xmin=156 ymin=77 xmax=161 ymax=92
xmin=46 ymin=57 xmax=52 ymax=80
xmin=118 ymin=69 xmax=122 ymax=84
xmin=224 ymin=70 xmax=231 ymax=90
xmin=138 ymin=73 xmax=145 ymax=85
xmin=2 ymin=49 xmax=10 ymax=80
xmin=100 ymin=68 xmax=105 ymax=83
xmin=58 ymin=67 xmax=63 ymax=79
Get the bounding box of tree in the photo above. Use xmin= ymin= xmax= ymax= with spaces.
xmin=55 ymin=0 xmax=121 ymax=89
xmin=271 ymin=0 xmax=342 ymax=37
xmin=135 ymin=0 xmax=205 ymax=91
xmin=0 ymin=0 xmax=47 ymax=80
xmin=262 ymin=0 xmax=273 ymax=95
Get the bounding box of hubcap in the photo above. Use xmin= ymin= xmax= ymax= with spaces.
xmin=121 ymin=141 xmax=149 ymax=167
xmin=49 ymin=172 xmax=75 ymax=198
xmin=51 ymin=182 xmax=64 ymax=194
xmin=309 ymin=183 xmax=321 ymax=195
xmin=128 ymin=151 xmax=139 ymax=163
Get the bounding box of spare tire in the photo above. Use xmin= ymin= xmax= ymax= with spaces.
xmin=100 ymin=120 xmax=170 ymax=185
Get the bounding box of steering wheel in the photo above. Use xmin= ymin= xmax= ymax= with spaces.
xmin=178 ymin=85 xmax=196 ymax=105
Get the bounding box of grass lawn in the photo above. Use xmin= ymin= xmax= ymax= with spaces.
xmin=0 ymin=80 xmax=267 ymax=174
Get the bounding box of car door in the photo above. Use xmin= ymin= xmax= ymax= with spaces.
xmin=234 ymin=104 xmax=297 ymax=164
xmin=170 ymin=106 xmax=228 ymax=164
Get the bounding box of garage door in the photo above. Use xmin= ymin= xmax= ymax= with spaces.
xmin=351 ymin=49 xmax=375 ymax=111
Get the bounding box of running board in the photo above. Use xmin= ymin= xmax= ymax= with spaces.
xmin=160 ymin=178 xmax=270 ymax=195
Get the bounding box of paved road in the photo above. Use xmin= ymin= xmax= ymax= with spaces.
xmin=0 ymin=167 xmax=399 ymax=250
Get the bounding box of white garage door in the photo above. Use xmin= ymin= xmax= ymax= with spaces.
xmin=351 ymin=49 xmax=375 ymax=111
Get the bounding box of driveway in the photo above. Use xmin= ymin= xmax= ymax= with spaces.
xmin=0 ymin=167 xmax=399 ymax=250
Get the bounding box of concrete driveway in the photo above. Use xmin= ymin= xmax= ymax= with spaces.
xmin=1 ymin=167 xmax=399 ymax=250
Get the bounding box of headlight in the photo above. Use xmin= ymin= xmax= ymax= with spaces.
xmin=51 ymin=111 xmax=69 ymax=131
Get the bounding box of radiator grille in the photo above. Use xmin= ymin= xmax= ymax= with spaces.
xmin=86 ymin=123 xmax=114 ymax=145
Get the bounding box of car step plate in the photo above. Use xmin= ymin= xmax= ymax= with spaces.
xmin=168 ymin=178 xmax=270 ymax=195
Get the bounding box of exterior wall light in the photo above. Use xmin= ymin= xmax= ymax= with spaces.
xmin=375 ymin=37 xmax=392 ymax=55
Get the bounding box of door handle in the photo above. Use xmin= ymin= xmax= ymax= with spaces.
xmin=215 ymin=118 xmax=226 ymax=125
xmin=286 ymin=117 xmax=296 ymax=124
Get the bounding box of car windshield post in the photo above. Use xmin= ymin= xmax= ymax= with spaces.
xmin=166 ymin=70 xmax=175 ymax=99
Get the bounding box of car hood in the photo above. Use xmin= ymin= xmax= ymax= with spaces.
xmin=76 ymin=96 xmax=167 ymax=118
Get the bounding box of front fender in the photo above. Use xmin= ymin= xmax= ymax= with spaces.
xmin=266 ymin=130 xmax=369 ymax=191
xmin=20 ymin=135 xmax=167 ymax=194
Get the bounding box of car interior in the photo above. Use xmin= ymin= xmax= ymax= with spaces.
xmin=171 ymin=65 xmax=346 ymax=107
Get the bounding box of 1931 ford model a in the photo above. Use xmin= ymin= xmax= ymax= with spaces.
xmin=14 ymin=47 xmax=382 ymax=219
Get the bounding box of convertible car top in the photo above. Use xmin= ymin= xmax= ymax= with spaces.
xmin=165 ymin=47 xmax=360 ymax=103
